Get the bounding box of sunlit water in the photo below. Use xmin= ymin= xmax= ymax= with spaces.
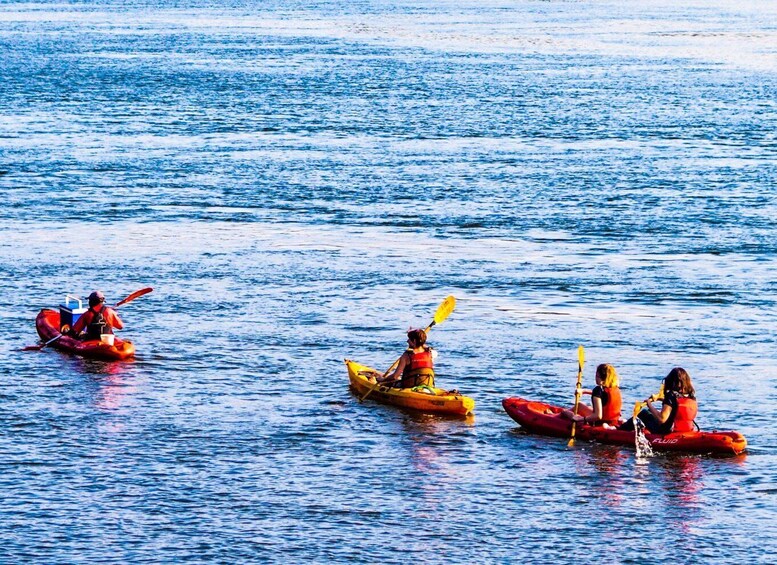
xmin=1 ymin=0 xmax=776 ymax=562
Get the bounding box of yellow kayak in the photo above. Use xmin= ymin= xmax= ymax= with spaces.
xmin=345 ymin=359 xmax=475 ymax=416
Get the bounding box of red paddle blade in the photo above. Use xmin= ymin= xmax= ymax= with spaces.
xmin=21 ymin=344 xmax=44 ymax=351
xmin=115 ymin=287 xmax=153 ymax=307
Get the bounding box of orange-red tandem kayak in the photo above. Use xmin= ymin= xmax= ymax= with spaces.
xmin=346 ymin=359 xmax=474 ymax=416
xmin=35 ymin=308 xmax=135 ymax=361
xmin=502 ymin=397 xmax=746 ymax=456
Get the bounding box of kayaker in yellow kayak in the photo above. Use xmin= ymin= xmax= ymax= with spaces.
xmin=379 ymin=328 xmax=436 ymax=389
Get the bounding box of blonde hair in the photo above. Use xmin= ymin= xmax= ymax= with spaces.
xmin=596 ymin=363 xmax=619 ymax=388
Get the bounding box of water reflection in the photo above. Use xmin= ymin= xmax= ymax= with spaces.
xmin=73 ymin=358 xmax=137 ymax=416
xmin=391 ymin=411 xmax=476 ymax=505
xmin=573 ymin=445 xmax=628 ymax=509
xmin=664 ymin=456 xmax=704 ymax=509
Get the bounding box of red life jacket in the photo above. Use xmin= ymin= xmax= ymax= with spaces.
xmin=400 ymin=348 xmax=435 ymax=388
xmin=600 ymin=386 xmax=622 ymax=424
xmin=672 ymin=396 xmax=698 ymax=432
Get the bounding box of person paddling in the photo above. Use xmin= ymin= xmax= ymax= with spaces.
xmin=562 ymin=363 xmax=623 ymax=428
xmin=380 ymin=328 xmax=436 ymax=389
xmin=69 ymin=291 xmax=124 ymax=340
xmin=620 ymin=367 xmax=697 ymax=434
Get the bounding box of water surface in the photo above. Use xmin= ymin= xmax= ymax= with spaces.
xmin=1 ymin=1 xmax=776 ymax=562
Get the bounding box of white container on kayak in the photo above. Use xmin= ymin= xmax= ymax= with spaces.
xmin=100 ymin=334 xmax=115 ymax=346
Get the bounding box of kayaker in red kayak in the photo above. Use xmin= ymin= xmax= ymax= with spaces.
xmin=382 ymin=328 xmax=436 ymax=389
xmin=620 ymin=367 xmax=698 ymax=433
xmin=68 ymin=291 xmax=125 ymax=340
xmin=561 ymin=363 xmax=623 ymax=428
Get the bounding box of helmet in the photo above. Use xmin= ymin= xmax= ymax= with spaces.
xmin=88 ymin=291 xmax=106 ymax=307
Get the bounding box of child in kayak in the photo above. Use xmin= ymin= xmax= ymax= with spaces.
xmin=561 ymin=363 xmax=623 ymax=428
xmin=382 ymin=328 xmax=436 ymax=389
xmin=621 ymin=367 xmax=698 ymax=434
xmin=69 ymin=291 xmax=124 ymax=340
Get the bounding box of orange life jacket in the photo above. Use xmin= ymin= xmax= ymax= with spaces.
xmin=672 ymin=396 xmax=698 ymax=432
xmin=400 ymin=348 xmax=435 ymax=388
xmin=600 ymin=386 xmax=622 ymax=424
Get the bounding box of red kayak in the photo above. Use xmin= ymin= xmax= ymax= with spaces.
xmin=35 ymin=308 xmax=135 ymax=361
xmin=502 ymin=397 xmax=746 ymax=456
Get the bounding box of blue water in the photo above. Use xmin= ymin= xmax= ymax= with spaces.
xmin=1 ymin=0 xmax=776 ymax=562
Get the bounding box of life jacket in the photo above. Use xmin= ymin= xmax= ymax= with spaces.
xmin=85 ymin=306 xmax=112 ymax=340
xmin=400 ymin=348 xmax=435 ymax=388
xmin=600 ymin=386 xmax=622 ymax=424
xmin=671 ymin=396 xmax=698 ymax=433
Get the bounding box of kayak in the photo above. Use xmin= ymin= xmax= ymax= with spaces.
xmin=502 ymin=397 xmax=746 ymax=456
xmin=35 ymin=308 xmax=135 ymax=361
xmin=345 ymin=359 xmax=475 ymax=416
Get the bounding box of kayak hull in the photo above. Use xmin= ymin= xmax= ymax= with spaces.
xmin=35 ymin=308 xmax=135 ymax=361
xmin=346 ymin=359 xmax=474 ymax=416
xmin=502 ymin=397 xmax=746 ymax=456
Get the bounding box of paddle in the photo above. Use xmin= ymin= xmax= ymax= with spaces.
xmin=567 ymin=345 xmax=585 ymax=447
xmin=115 ymin=287 xmax=153 ymax=307
xmin=359 ymin=295 xmax=456 ymax=403
xmin=22 ymin=287 xmax=153 ymax=351
xmin=632 ymin=383 xmax=665 ymax=419
xmin=24 ymin=334 xmax=66 ymax=352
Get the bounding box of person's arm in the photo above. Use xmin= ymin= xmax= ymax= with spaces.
xmin=574 ymin=390 xmax=603 ymax=424
xmin=106 ymin=308 xmax=124 ymax=330
xmin=586 ymin=395 xmax=604 ymax=423
xmin=384 ymin=352 xmax=408 ymax=383
xmin=646 ymin=397 xmax=673 ymax=424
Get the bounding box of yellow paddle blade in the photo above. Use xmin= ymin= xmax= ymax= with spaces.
xmin=577 ymin=345 xmax=585 ymax=370
xmin=432 ymin=295 xmax=456 ymax=326
xmin=632 ymin=385 xmax=666 ymax=418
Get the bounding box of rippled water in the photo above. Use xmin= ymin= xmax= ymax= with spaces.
xmin=1 ymin=0 xmax=776 ymax=562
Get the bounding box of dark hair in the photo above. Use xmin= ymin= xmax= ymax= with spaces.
xmin=407 ymin=329 xmax=427 ymax=347
xmin=664 ymin=367 xmax=695 ymax=398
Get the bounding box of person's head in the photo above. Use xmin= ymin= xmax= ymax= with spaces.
xmin=595 ymin=363 xmax=619 ymax=388
xmin=88 ymin=290 xmax=106 ymax=308
xmin=406 ymin=328 xmax=427 ymax=348
xmin=664 ymin=367 xmax=694 ymax=397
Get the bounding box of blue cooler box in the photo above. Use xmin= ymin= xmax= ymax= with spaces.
xmin=60 ymin=295 xmax=87 ymax=331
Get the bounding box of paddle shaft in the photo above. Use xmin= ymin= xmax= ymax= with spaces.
xmin=568 ymin=346 xmax=585 ymax=446
xmin=23 ymin=334 xmax=65 ymax=351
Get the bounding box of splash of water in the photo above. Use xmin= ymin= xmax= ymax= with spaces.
xmin=634 ymin=418 xmax=654 ymax=459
